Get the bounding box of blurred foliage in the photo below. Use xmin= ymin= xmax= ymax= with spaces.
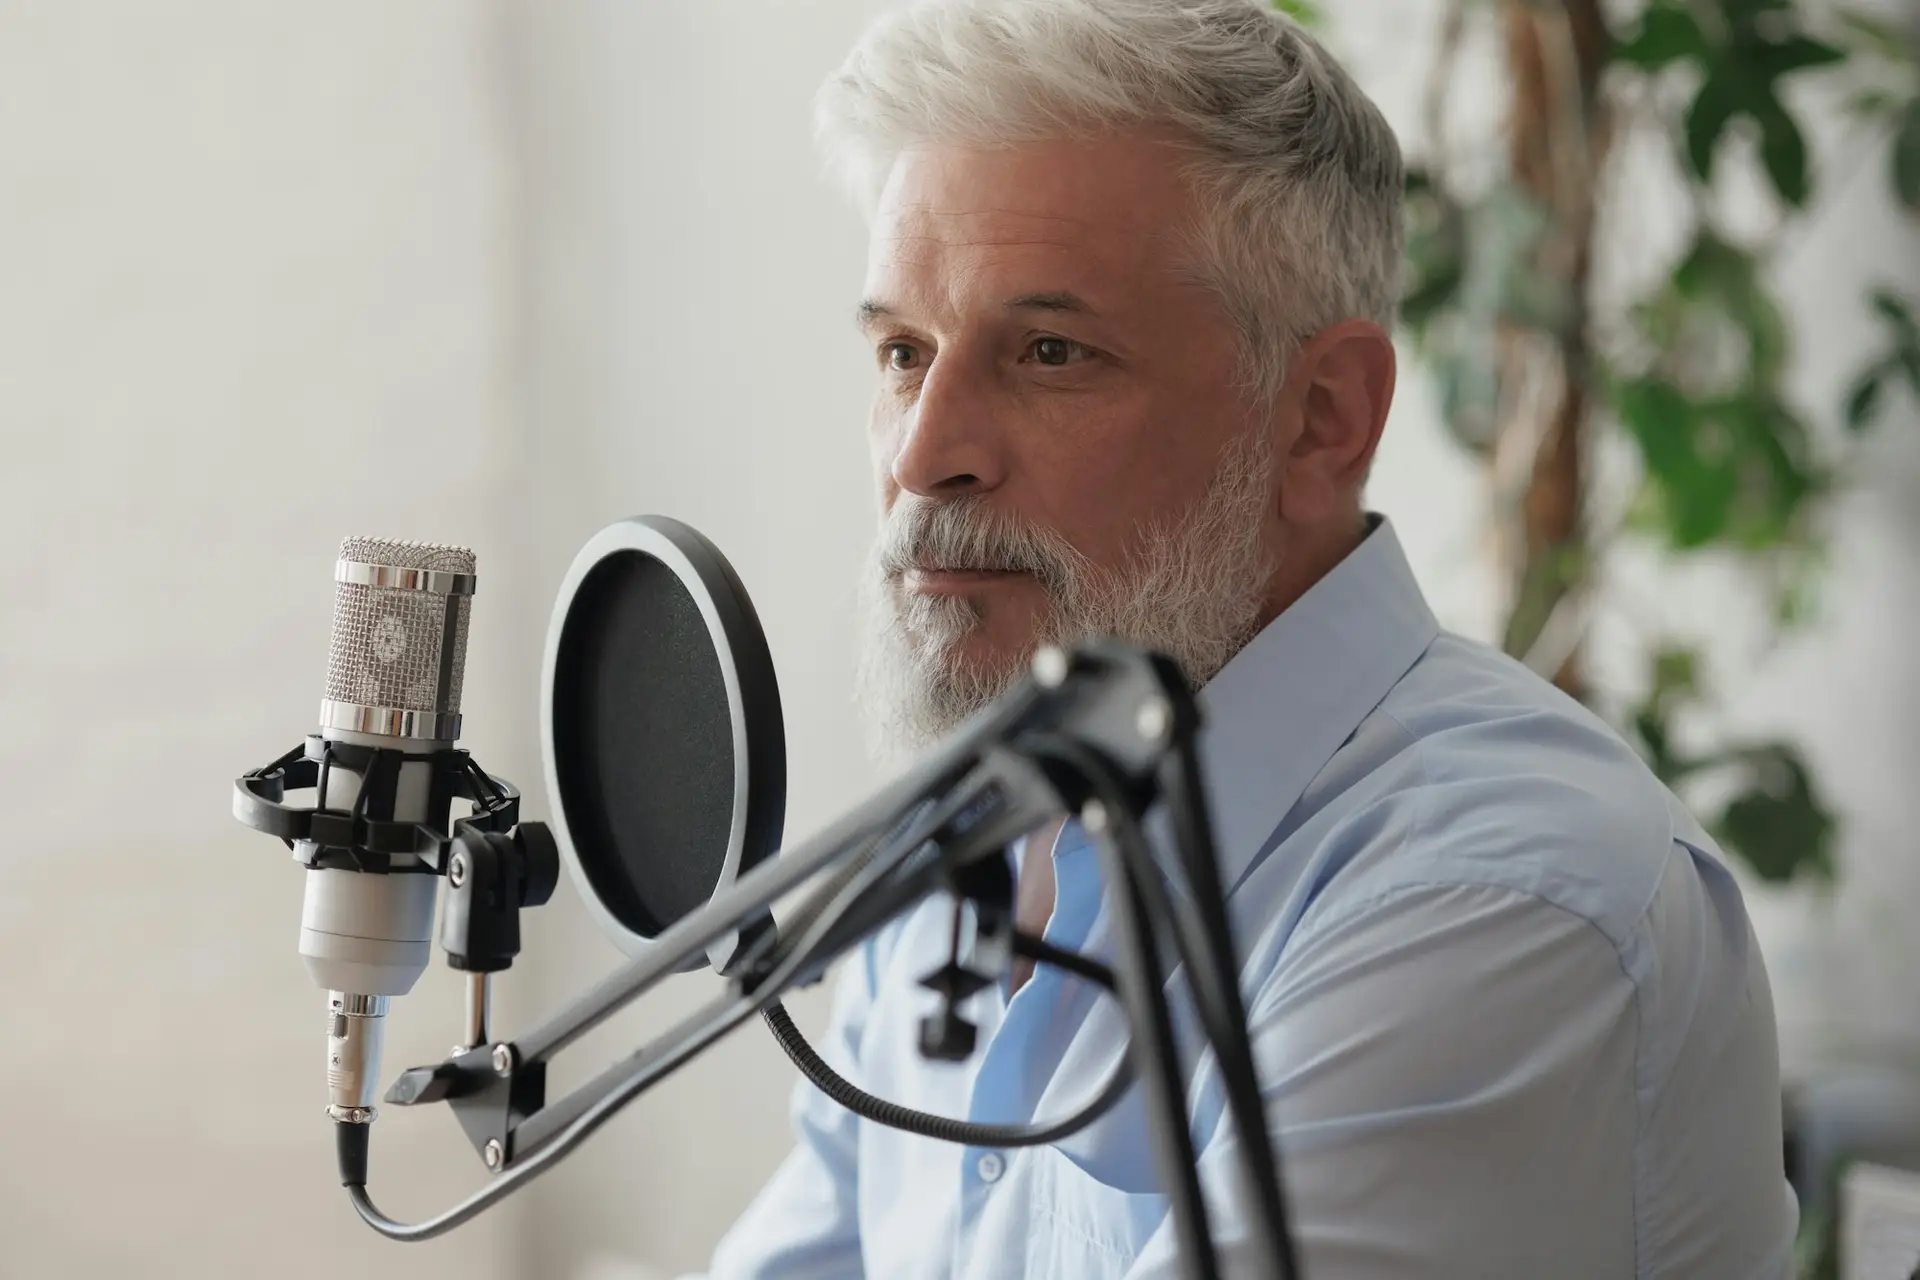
xmin=1287 ymin=0 xmax=1919 ymax=887
xmin=1629 ymin=641 xmax=1836 ymax=881
xmin=1848 ymin=287 xmax=1920 ymax=429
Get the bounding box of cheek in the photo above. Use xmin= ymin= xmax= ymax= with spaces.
xmin=868 ymin=405 xmax=901 ymax=504
xmin=1033 ymin=444 xmax=1202 ymax=568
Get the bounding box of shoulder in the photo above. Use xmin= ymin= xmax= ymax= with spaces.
xmin=1288 ymin=630 xmax=1694 ymax=952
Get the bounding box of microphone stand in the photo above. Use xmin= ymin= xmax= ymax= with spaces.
xmin=253 ymin=639 xmax=1301 ymax=1280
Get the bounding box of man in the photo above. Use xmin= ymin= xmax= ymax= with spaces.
xmin=707 ymin=1 xmax=1798 ymax=1275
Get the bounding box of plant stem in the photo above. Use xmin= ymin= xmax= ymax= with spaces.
xmin=1496 ymin=0 xmax=1611 ymax=701
xmin=1423 ymin=0 xmax=1469 ymax=185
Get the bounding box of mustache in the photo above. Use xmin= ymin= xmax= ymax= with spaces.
xmin=876 ymin=497 xmax=1084 ymax=588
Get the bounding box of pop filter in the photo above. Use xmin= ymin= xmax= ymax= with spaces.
xmin=539 ymin=516 xmax=785 ymax=972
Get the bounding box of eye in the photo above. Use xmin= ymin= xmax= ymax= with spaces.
xmin=881 ymin=341 xmax=922 ymax=372
xmin=1024 ymin=336 xmax=1089 ymax=367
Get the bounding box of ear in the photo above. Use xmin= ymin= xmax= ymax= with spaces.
xmin=1273 ymin=319 xmax=1396 ymax=526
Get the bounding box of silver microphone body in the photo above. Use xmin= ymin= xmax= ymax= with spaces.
xmin=299 ymin=538 xmax=476 ymax=1122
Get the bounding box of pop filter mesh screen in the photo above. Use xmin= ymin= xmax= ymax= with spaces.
xmin=550 ymin=549 xmax=734 ymax=938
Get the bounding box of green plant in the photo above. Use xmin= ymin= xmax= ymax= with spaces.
xmin=1287 ymin=0 xmax=1918 ymax=886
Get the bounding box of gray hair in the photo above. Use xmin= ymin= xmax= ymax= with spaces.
xmin=814 ymin=0 xmax=1405 ymax=403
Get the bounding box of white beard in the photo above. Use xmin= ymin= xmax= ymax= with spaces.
xmin=854 ymin=425 xmax=1277 ymax=770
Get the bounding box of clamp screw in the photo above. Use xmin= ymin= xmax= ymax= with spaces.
xmin=491 ymin=1042 xmax=514 ymax=1076
xmin=1032 ymin=645 xmax=1069 ymax=688
xmin=1135 ymin=696 xmax=1170 ymax=743
xmin=483 ymin=1139 xmax=504 ymax=1171
xmin=448 ymin=853 xmax=468 ymax=887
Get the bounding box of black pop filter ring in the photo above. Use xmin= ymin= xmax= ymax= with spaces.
xmin=539 ymin=516 xmax=786 ymax=972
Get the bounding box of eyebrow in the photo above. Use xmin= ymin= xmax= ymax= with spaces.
xmin=855 ymin=298 xmax=898 ymax=331
xmin=855 ymin=290 xmax=1099 ymax=331
xmin=1005 ymin=290 xmax=1096 ymax=316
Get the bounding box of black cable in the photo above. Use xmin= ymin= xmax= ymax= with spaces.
xmin=339 ymin=981 xmax=769 ymax=1241
xmin=760 ymin=733 xmax=1267 ymax=1280
xmin=337 ymin=1119 xmax=369 ymax=1186
xmin=759 ymin=931 xmax=1133 ymax=1148
xmin=1010 ymin=929 xmax=1116 ymax=990
xmin=335 ymin=791 xmax=994 ymax=1241
xmin=329 ymin=717 xmax=1270 ymax=1265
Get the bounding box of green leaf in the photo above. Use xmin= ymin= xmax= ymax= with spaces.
xmin=1614 ymin=377 xmax=1737 ymax=547
xmin=1845 ymin=367 xmax=1886 ymax=431
xmin=1686 ymin=70 xmax=1743 ymax=183
xmin=1628 ymin=644 xmax=1709 ymax=786
xmin=1753 ymin=91 xmax=1811 ymax=206
xmin=1399 ymin=167 xmax=1466 ymax=334
xmin=1612 ymin=369 xmax=1821 ymax=552
xmin=1615 ymin=4 xmax=1711 ymax=71
xmin=1728 ymin=396 xmax=1822 ymax=547
xmin=1631 ymin=671 xmax=1841 ymax=886
xmin=1752 ymin=35 xmax=1848 ymax=77
xmin=1401 ymin=262 xmax=1464 ymax=332
xmin=1634 ymin=707 xmax=1677 ymax=780
xmin=1870 ymin=286 xmax=1918 ymax=335
xmin=1270 ymin=0 xmax=1323 ymax=26
xmin=1650 ymin=644 xmax=1702 ymax=710
xmin=1842 ymin=288 xmax=1920 ymax=430
xmin=1681 ymin=23 xmax=1849 ymax=200
xmin=1664 ymin=232 xmax=1791 ymax=384
xmin=1430 ymin=327 xmax=1503 ymax=455
xmin=1894 ymin=97 xmax=1920 ymax=210
xmin=1708 ymin=744 xmax=1837 ymax=883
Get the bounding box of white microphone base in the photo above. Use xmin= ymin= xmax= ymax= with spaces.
xmin=299 ymin=866 xmax=437 ymax=996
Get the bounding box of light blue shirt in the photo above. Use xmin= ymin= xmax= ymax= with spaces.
xmin=703 ymin=517 xmax=1798 ymax=1278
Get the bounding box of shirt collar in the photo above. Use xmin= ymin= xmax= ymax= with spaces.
xmin=1181 ymin=514 xmax=1440 ymax=892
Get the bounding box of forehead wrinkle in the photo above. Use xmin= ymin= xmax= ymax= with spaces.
xmin=874 ymin=220 xmax=1172 ymax=286
xmin=875 ymin=220 xmax=1102 ymax=262
xmin=869 ymin=203 xmax=1202 ymax=328
xmin=882 ymin=198 xmax=1159 ymax=245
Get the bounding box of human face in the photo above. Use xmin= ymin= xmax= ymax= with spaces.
xmin=852 ymin=132 xmax=1284 ymax=758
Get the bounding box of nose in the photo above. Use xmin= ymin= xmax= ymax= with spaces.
xmin=888 ymin=355 xmax=1005 ymax=500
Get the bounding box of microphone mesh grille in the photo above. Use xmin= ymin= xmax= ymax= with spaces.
xmin=337 ymin=537 xmax=476 ymax=575
xmin=325 ymin=538 xmax=476 ymax=720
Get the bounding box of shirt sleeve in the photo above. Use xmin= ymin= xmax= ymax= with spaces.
xmin=697 ymin=937 xmax=880 ymax=1280
xmin=1123 ymin=880 xmax=1639 ymax=1280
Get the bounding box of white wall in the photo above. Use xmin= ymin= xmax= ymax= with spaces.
xmin=0 ymin=3 xmax=533 ymax=1276
xmin=507 ymin=4 xmax=895 ymax=1275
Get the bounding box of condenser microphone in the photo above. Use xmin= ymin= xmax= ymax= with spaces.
xmin=302 ymin=537 xmax=477 ymax=1124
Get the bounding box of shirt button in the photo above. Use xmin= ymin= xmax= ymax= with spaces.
xmin=976 ymin=1151 xmax=1005 ymax=1184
